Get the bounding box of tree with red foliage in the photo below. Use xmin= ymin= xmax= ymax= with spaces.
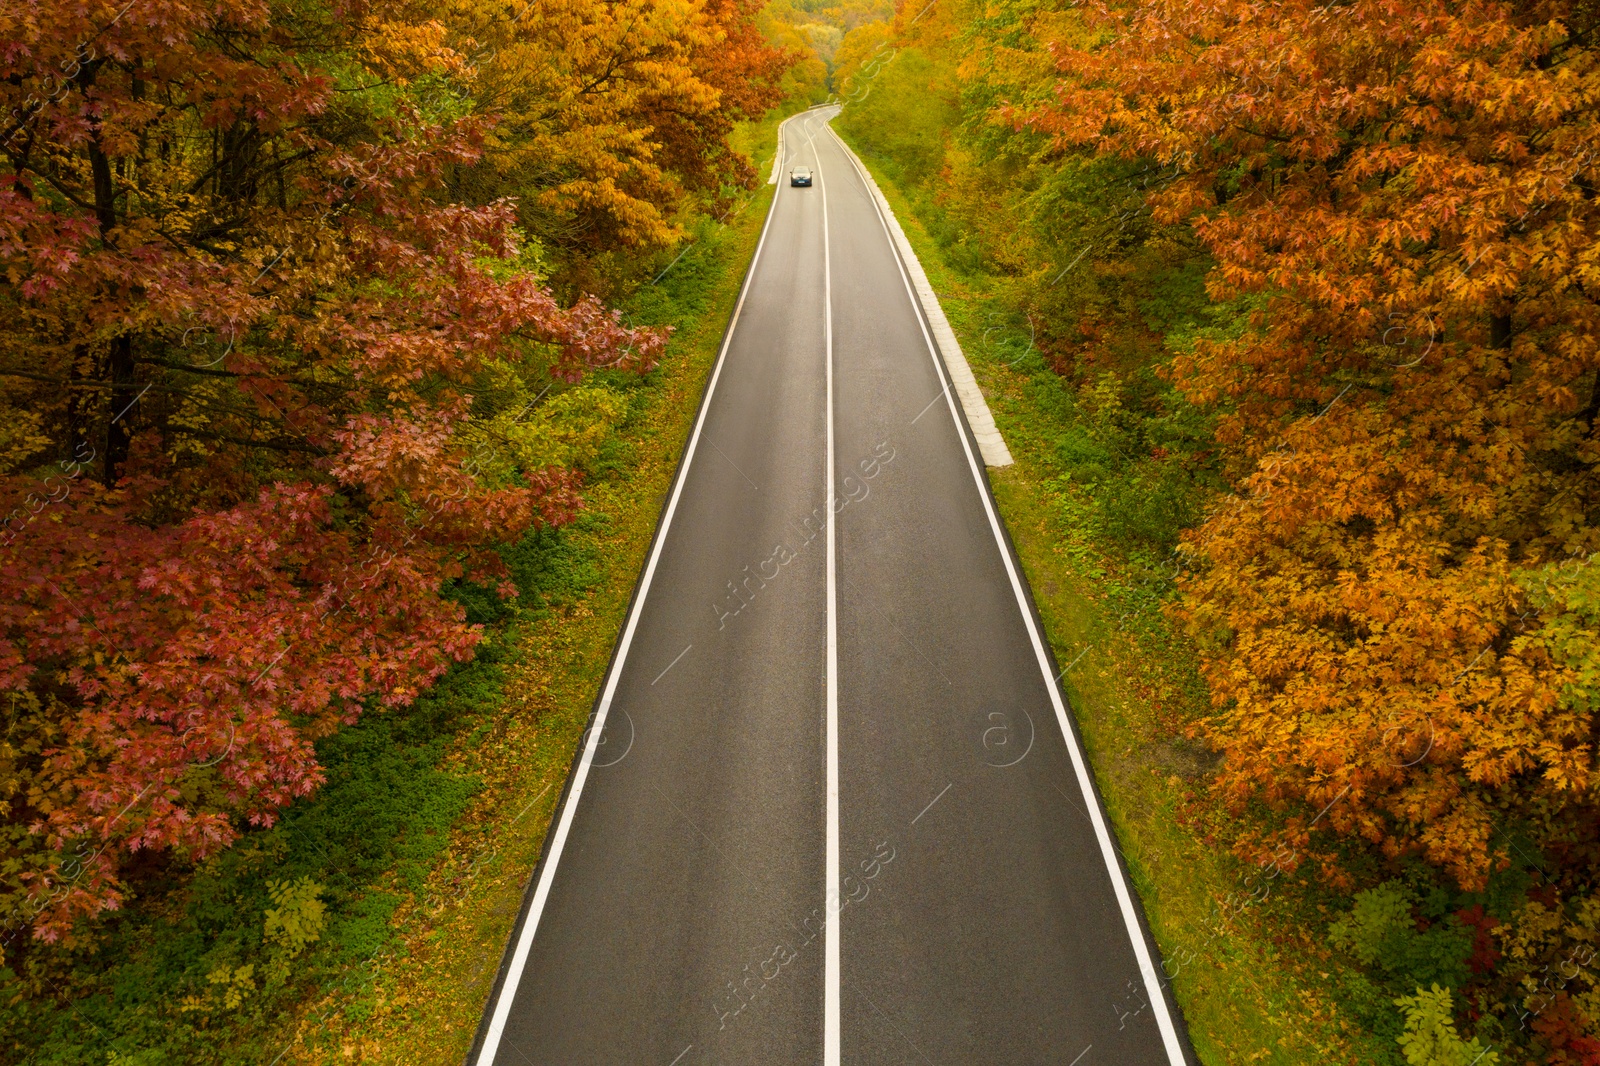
xmin=1534 ymin=994 xmax=1600 ymax=1066
xmin=0 ymin=0 xmax=664 ymax=948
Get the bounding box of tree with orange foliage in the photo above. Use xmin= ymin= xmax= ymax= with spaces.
xmin=1026 ymin=0 xmax=1600 ymax=892
xmin=454 ymin=0 xmax=794 ymax=256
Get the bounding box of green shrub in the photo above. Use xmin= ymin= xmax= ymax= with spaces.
xmin=1332 ymin=883 xmax=1417 ymax=967
xmin=262 ymin=877 xmax=327 ymax=984
xmin=1330 ymin=881 xmax=1473 ymax=992
xmin=1395 ymin=985 xmax=1499 ymax=1066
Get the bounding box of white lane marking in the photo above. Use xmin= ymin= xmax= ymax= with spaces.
xmin=812 ymin=119 xmax=843 ymax=1066
xmin=826 ymin=125 xmax=1190 ymax=1065
xmin=1069 ymin=1045 xmax=1093 ymax=1066
xmin=911 ymin=782 xmax=952 ymax=826
xmin=667 ymin=1045 xmax=693 ymax=1066
xmin=651 ymin=644 xmax=693 ymax=685
xmin=473 ymin=116 xmax=803 ymax=1066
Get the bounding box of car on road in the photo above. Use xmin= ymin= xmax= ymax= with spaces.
xmin=789 ymin=166 xmax=813 ymax=187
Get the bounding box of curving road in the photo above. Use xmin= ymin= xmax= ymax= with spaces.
xmin=467 ymin=108 xmax=1196 ymax=1066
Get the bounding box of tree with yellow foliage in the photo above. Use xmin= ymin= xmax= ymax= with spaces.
xmin=455 ymin=0 xmax=793 ymax=257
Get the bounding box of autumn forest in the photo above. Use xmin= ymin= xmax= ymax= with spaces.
xmin=3 ymin=0 xmax=1600 ymax=1062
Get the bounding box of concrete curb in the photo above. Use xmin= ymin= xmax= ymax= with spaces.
xmin=829 ymin=134 xmax=1015 ymax=468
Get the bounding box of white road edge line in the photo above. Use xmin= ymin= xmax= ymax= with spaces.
xmin=472 ymin=116 xmax=801 ymax=1066
xmin=813 ymin=121 xmax=843 ymax=1066
xmin=827 ymin=122 xmax=1190 ymax=1066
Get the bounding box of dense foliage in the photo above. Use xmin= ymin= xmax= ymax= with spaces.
xmin=1037 ymin=0 xmax=1600 ymax=900
xmin=0 ymin=0 xmax=788 ymax=966
xmin=456 ymin=0 xmax=794 ymax=258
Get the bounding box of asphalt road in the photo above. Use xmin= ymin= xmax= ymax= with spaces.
xmin=469 ymin=109 xmax=1195 ymax=1066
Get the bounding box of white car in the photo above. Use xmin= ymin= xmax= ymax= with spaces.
xmin=789 ymin=166 xmax=813 ymax=187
